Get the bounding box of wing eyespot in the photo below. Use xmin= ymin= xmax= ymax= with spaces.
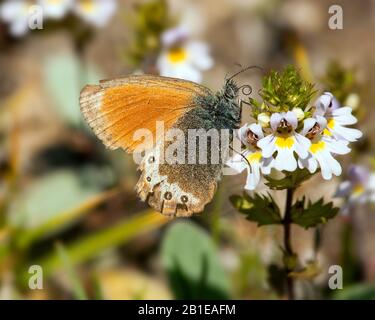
xmin=164 ymin=192 xmax=173 ymax=200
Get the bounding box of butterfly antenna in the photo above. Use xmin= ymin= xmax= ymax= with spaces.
xmin=226 ymin=65 xmax=263 ymax=82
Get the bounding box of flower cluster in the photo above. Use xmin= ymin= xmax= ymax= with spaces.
xmin=335 ymin=165 xmax=375 ymax=215
xmin=227 ymin=67 xmax=362 ymax=190
xmin=0 ymin=0 xmax=117 ymax=37
xmin=157 ymin=26 xmax=213 ymax=83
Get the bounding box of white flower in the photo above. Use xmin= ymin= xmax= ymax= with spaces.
xmin=38 ymin=0 xmax=73 ymax=20
xmin=335 ymin=165 xmax=375 ymax=214
xmin=157 ymin=26 xmax=213 ymax=83
xmin=0 ymin=0 xmax=33 ymax=37
xmin=72 ymin=0 xmax=116 ymax=27
xmin=298 ymin=117 xmax=351 ymax=180
xmin=226 ymin=123 xmax=273 ymax=190
xmin=315 ymin=92 xmax=362 ymax=143
xmin=257 ymin=111 xmax=311 ymax=172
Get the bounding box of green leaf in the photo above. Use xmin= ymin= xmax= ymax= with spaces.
xmin=19 ymin=210 xmax=168 ymax=284
xmin=332 ymin=284 xmax=375 ymax=300
xmin=55 ymin=242 xmax=88 ymax=300
xmin=161 ymin=221 xmax=230 ymax=299
xmin=290 ymin=197 xmax=339 ymax=229
xmin=7 ymin=170 xmax=102 ymax=232
xmin=265 ymin=168 xmax=314 ymax=190
xmin=230 ymin=193 xmax=282 ymax=226
xmin=43 ymin=53 xmax=102 ymax=125
xmin=13 ymin=188 xmax=118 ymax=250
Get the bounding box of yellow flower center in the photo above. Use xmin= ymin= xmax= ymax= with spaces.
xmin=167 ymin=47 xmax=187 ymax=64
xmin=353 ymin=184 xmax=364 ymax=196
xmin=327 ymin=118 xmax=335 ymax=129
xmin=275 ymin=136 xmax=295 ymax=149
xmin=323 ymin=128 xmax=332 ymax=136
xmin=309 ymin=141 xmax=326 ymax=154
xmin=246 ymin=151 xmax=262 ymax=163
xmin=80 ymin=0 xmax=95 ymax=12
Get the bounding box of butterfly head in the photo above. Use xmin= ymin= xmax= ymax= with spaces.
xmin=222 ymin=78 xmax=240 ymax=101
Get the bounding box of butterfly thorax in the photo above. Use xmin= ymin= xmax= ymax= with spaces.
xmin=193 ymin=79 xmax=241 ymax=131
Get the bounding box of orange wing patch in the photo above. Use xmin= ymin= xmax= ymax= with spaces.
xmin=80 ymin=75 xmax=209 ymax=152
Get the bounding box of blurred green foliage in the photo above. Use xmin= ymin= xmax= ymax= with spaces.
xmin=125 ymin=0 xmax=172 ymax=68
xmin=161 ymin=221 xmax=230 ymax=299
xmin=321 ymin=61 xmax=357 ymax=103
xmin=44 ymin=54 xmax=102 ymax=126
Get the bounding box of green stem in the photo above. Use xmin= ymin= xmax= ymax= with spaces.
xmin=283 ymin=187 xmax=295 ymax=300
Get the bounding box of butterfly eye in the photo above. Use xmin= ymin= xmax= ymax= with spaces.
xmin=181 ymin=195 xmax=188 ymax=203
xmin=148 ymin=156 xmax=155 ymax=164
xmin=164 ymin=192 xmax=173 ymax=200
xmin=146 ymin=177 xmax=152 ymax=182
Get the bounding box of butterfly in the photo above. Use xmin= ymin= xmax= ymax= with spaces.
xmin=80 ymin=71 xmax=251 ymax=217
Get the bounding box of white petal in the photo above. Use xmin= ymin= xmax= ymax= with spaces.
xmin=158 ymin=55 xmax=202 ymax=82
xmin=298 ymin=156 xmax=318 ymax=174
xmin=324 ymin=137 xmax=351 ymax=155
xmin=9 ymin=19 xmax=29 ymax=37
xmin=274 ymin=148 xmax=297 ymax=171
xmin=294 ymin=134 xmax=311 ymax=159
xmin=332 ymin=125 xmax=362 ymax=142
xmin=335 ymin=181 xmax=352 ymax=197
xmin=348 ymin=165 xmax=369 ymax=185
xmin=285 ymin=111 xmax=298 ymax=129
xmin=316 ymin=150 xmax=342 ymax=180
xmin=249 ymin=123 xmax=264 ymax=139
xmin=73 ymin=0 xmax=116 ymax=27
xmin=38 ymin=0 xmax=73 ymax=19
xmin=316 ymin=115 xmax=327 ymax=129
xmin=315 ymin=92 xmax=333 ymax=114
xmin=161 ymin=26 xmax=189 ymax=47
xmin=260 ymin=157 xmax=274 ymax=174
xmin=257 ymin=134 xmax=276 ymax=158
xmin=1 ymin=1 xmax=27 ymax=22
xmin=186 ymin=41 xmax=213 ymax=70
xmin=301 ymin=118 xmax=316 ymax=135
xmin=367 ymin=174 xmax=375 ymax=192
xmin=226 ymin=153 xmax=247 ymax=173
xmin=332 ymin=107 xmax=357 ymax=125
xmin=237 ymin=124 xmax=249 ymax=144
xmin=244 ymin=162 xmax=261 ymax=190
xmin=270 ymin=113 xmax=282 ymax=131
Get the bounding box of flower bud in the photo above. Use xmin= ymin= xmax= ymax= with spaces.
xmin=344 ymin=93 xmax=360 ymax=111
xmin=292 ymin=107 xmax=305 ymax=121
xmin=257 ymin=113 xmax=270 ymax=128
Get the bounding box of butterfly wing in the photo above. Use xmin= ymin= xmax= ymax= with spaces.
xmin=80 ymin=75 xmax=224 ymax=216
xmin=80 ymin=75 xmax=210 ymax=151
xmin=135 ymin=108 xmax=226 ymax=217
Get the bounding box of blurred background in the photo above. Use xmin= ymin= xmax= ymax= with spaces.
xmin=0 ymin=0 xmax=374 ymax=300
